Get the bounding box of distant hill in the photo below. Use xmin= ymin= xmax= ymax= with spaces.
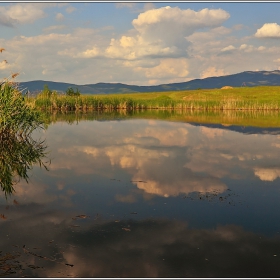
xmin=19 ymin=70 xmax=280 ymax=95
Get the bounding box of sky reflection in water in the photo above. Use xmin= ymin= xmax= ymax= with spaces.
xmin=0 ymin=115 xmax=280 ymax=277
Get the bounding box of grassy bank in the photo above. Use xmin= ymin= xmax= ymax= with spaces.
xmin=28 ymin=86 xmax=280 ymax=112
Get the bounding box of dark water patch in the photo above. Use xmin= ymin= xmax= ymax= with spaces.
xmin=1 ymin=219 xmax=280 ymax=277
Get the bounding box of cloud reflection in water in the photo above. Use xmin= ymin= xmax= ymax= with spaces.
xmin=1 ymin=116 xmax=280 ymax=277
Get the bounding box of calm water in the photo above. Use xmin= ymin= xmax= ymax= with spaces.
xmin=1 ymin=111 xmax=280 ymax=277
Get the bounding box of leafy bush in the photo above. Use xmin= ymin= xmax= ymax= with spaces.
xmin=66 ymin=87 xmax=81 ymax=96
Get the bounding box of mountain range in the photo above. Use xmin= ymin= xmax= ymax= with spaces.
xmin=19 ymin=70 xmax=280 ymax=95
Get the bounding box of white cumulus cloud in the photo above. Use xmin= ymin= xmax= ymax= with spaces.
xmin=132 ymin=6 xmax=229 ymax=48
xmin=101 ymin=6 xmax=230 ymax=83
xmin=105 ymin=6 xmax=230 ymax=61
xmin=132 ymin=7 xmax=230 ymax=36
xmin=255 ymin=23 xmax=280 ymax=38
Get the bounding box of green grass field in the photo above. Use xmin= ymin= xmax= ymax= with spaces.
xmin=29 ymin=86 xmax=280 ymax=111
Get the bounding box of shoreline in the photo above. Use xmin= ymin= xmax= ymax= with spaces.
xmin=40 ymin=108 xmax=280 ymax=128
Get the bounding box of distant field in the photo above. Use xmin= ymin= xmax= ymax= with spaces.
xmin=91 ymin=85 xmax=280 ymax=104
xmin=29 ymin=86 xmax=280 ymax=111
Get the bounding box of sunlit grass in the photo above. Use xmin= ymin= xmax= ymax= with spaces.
xmin=30 ymin=85 xmax=280 ymax=111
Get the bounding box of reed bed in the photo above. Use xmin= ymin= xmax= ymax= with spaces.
xmin=32 ymin=96 xmax=280 ymax=111
xmin=29 ymin=86 xmax=280 ymax=112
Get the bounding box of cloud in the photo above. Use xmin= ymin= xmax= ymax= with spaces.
xmin=0 ymin=27 xmax=113 ymax=83
xmin=221 ymin=45 xmax=236 ymax=52
xmin=0 ymin=3 xmax=47 ymax=24
xmin=43 ymin=25 xmax=66 ymax=33
xmin=46 ymin=121 xmax=227 ymax=198
xmin=47 ymin=117 xmax=280 ymax=199
xmin=66 ymin=6 xmax=76 ymax=13
xmin=132 ymin=7 xmax=230 ymax=39
xmin=77 ymin=47 xmax=100 ymax=58
xmin=13 ymin=179 xmax=57 ymax=204
xmin=103 ymin=138 xmax=227 ymax=197
xmin=255 ymin=23 xmax=280 ymax=38
xmin=5 ymin=4 xmax=268 ymax=86
xmin=187 ymin=26 xmax=231 ymax=44
xmin=3 ymin=3 xmax=280 ymax=86
xmin=115 ymin=3 xmax=137 ymax=9
xmin=238 ymin=44 xmax=255 ymax=52
xmin=200 ymin=127 xmax=224 ymax=138
xmin=135 ymin=58 xmax=189 ymax=79
xmin=123 ymin=125 xmax=189 ymax=147
xmin=254 ymin=168 xmax=280 ymax=181
xmin=187 ymin=22 xmax=280 ymax=80
xmin=105 ymin=6 xmax=229 ymax=61
xmin=56 ymin=12 xmax=65 ymax=21
xmin=232 ymin=24 xmax=244 ymax=31
xmin=239 ymin=44 xmax=247 ymax=50
xmin=273 ymin=58 xmax=280 ymax=63
xmin=105 ymin=36 xmax=181 ymax=60
xmin=0 ymin=13 xmax=17 ymax=27
xmin=133 ymin=172 xmax=226 ymax=198
xmin=99 ymin=6 xmax=230 ymax=82
xmin=200 ymin=67 xmax=229 ymax=79
xmin=143 ymin=3 xmax=156 ymax=12
xmin=272 ymin=142 xmax=280 ymax=148
xmin=115 ymin=193 xmax=137 ymax=203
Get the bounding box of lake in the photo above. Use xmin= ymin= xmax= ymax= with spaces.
xmin=1 ymin=110 xmax=280 ymax=277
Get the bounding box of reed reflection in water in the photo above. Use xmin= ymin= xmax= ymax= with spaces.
xmin=0 ymin=130 xmax=49 ymax=196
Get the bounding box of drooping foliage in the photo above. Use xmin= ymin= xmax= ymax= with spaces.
xmin=0 ymin=131 xmax=48 ymax=196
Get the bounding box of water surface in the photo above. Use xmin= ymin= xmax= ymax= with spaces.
xmin=1 ymin=111 xmax=280 ymax=277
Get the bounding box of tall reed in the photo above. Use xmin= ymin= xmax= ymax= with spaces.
xmin=32 ymin=94 xmax=280 ymax=112
xmin=0 ymin=78 xmax=44 ymax=137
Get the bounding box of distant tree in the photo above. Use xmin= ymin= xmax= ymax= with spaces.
xmin=65 ymin=87 xmax=80 ymax=96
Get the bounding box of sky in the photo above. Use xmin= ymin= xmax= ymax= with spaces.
xmin=0 ymin=1 xmax=280 ymax=85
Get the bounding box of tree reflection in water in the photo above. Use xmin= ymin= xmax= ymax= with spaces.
xmin=0 ymin=130 xmax=48 ymax=196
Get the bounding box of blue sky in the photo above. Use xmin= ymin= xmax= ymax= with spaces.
xmin=1 ymin=2 xmax=280 ymax=85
